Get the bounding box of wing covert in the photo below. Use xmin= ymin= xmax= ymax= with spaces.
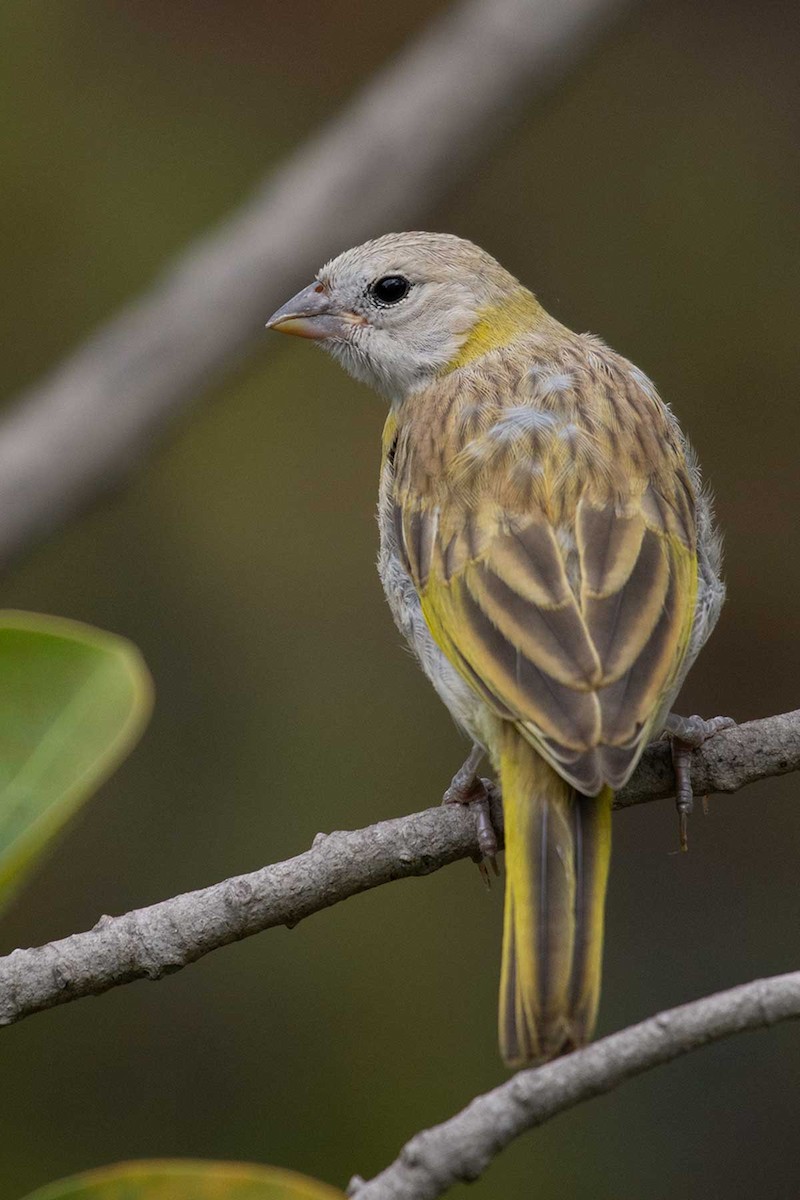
xmin=396 ymin=488 xmax=696 ymax=794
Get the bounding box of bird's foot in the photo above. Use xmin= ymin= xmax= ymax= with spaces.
xmin=663 ymin=713 xmax=736 ymax=851
xmin=443 ymin=743 xmax=500 ymax=885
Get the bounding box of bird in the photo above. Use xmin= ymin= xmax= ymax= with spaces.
xmin=266 ymin=232 xmax=727 ymax=1067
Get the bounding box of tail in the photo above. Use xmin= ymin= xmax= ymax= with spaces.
xmin=498 ymin=727 xmax=612 ymax=1067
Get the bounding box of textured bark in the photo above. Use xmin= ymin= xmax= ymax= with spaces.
xmin=614 ymin=709 xmax=800 ymax=807
xmin=0 ymin=710 xmax=796 ymax=1030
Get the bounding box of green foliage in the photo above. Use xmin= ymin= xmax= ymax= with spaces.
xmin=0 ymin=611 xmax=152 ymax=911
xmin=18 ymin=1161 xmax=347 ymax=1200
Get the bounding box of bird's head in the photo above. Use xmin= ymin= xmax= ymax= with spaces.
xmin=266 ymin=232 xmax=542 ymax=401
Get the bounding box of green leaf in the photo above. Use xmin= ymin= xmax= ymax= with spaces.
xmin=0 ymin=610 xmax=153 ymax=910
xmin=18 ymin=1161 xmax=348 ymax=1200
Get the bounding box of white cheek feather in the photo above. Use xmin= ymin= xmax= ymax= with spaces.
xmin=323 ymin=285 xmax=481 ymax=401
xmin=325 ymin=336 xmax=384 ymax=391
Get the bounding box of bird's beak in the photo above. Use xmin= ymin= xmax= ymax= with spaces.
xmin=265 ymin=283 xmax=364 ymax=341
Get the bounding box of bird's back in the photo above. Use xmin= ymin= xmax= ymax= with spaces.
xmin=386 ymin=325 xmax=702 ymax=794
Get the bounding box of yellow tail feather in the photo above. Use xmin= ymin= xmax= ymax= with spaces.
xmin=498 ymin=727 xmax=612 ymax=1067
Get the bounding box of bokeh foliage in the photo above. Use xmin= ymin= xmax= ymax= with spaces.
xmin=0 ymin=612 xmax=152 ymax=910
xmin=21 ymin=1161 xmax=345 ymax=1200
xmin=0 ymin=2 xmax=798 ymax=1199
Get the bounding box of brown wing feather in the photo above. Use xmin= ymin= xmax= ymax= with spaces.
xmin=417 ymin=499 xmax=696 ymax=793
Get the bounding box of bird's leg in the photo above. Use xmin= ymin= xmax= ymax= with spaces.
xmin=443 ymin=742 xmax=500 ymax=882
xmin=443 ymin=742 xmax=485 ymax=804
xmin=663 ymin=712 xmax=736 ymax=851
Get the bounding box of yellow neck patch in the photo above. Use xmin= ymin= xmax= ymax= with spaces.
xmin=442 ymin=289 xmax=544 ymax=374
xmin=381 ymin=409 xmax=398 ymax=465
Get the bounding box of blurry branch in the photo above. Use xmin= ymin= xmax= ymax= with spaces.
xmin=350 ymin=969 xmax=800 ymax=1200
xmin=0 ymin=0 xmax=627 ymax=569
xmin=0 ymin=710 xmax=798 ymax=1028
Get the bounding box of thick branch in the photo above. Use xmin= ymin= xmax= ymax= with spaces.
xmin=0 ymin=0 xmax=625 ymax=568
xmin=352 ymin=969 xmax=800 ymax=1200
xmin=0 ymin=710 xmax=796 ymax=1029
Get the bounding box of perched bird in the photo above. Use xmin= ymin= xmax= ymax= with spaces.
xmin=267 ymin=233 xmax=726 ymax=1067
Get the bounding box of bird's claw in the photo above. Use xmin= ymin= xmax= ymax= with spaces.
xmin=470 ymin=782 xmax=501 ymax=883
xmin=443 ymin=744 xmax=500 ymax=884
xmin=664 ymin=713 xmax=735 ymax=851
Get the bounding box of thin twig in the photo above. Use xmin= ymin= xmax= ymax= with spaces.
xmin=0 ymin=710 xmax=797 ymax=1030
xmin=351 ymin=969 xmax=800 ymax=1200
xmin=0 ymin=0 xmax=626 ymax=568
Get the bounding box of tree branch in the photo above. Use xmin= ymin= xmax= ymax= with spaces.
xmin=0 ymin=711 xmax=797 ymax=1029
xmin=0 ymin=0 xmax=626 ymax=568
xmin=613 ymin=707 xmax=800 ymax=809
xmin=350 ymin=968 xmax=800 ymax=1200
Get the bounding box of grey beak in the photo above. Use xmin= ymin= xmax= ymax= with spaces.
xmin=266 ymin=282 xmax=363 ymax=341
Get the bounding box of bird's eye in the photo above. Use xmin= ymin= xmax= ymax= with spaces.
xmin=369 ymin=275 xmax=411 ymax=305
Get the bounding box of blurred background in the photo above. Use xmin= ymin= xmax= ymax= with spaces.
xmin=1 ymin=1 xmax=799 ymax=1197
